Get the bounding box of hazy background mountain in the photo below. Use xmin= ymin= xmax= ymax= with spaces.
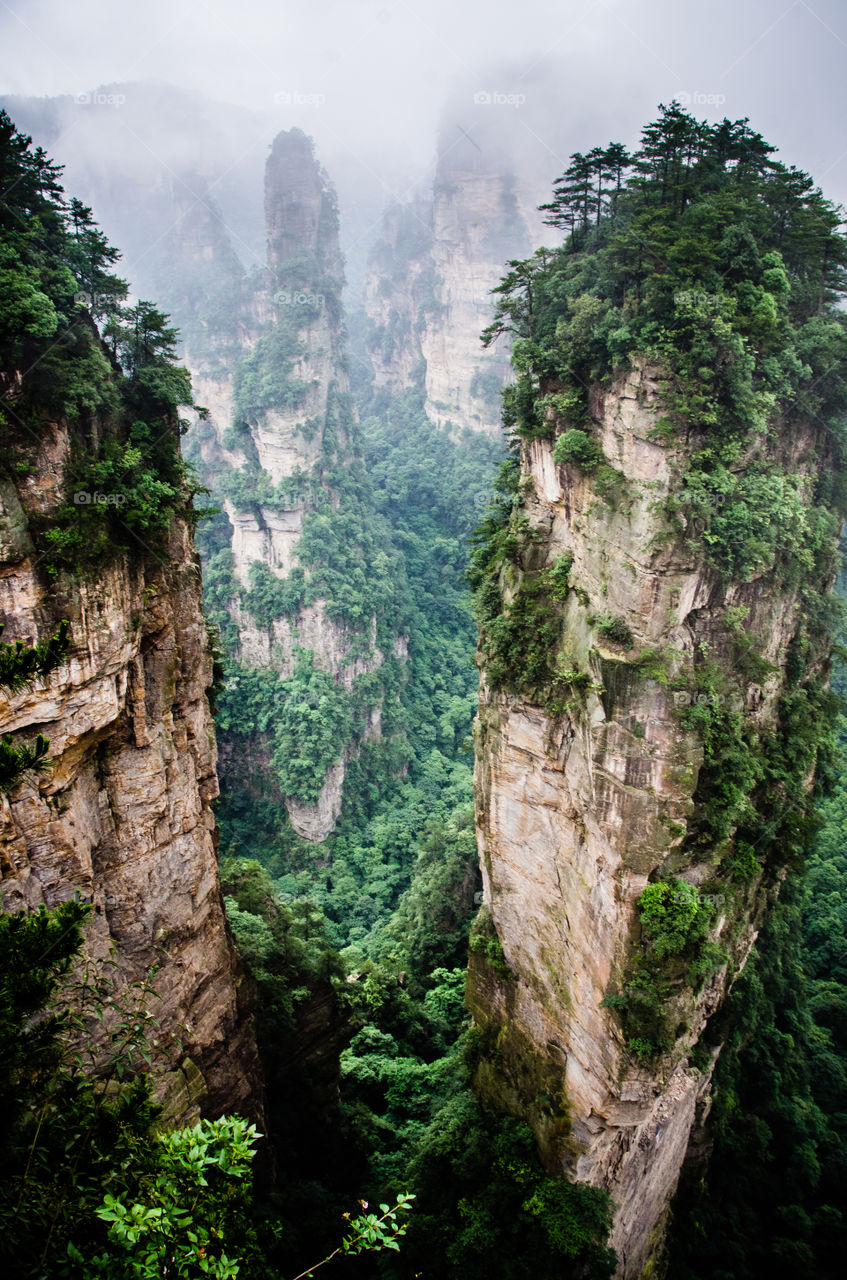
xmin=4 ymin=0 xmax=847 ymax=314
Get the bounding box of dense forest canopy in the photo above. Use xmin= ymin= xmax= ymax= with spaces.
xmin=485 ymin=102 xmax=847 ymax=479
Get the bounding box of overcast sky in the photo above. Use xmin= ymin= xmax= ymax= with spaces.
xmin=1 ymin=0 xmax=847 ymax=206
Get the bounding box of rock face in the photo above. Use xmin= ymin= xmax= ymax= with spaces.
xmin=187 ymin=129 xmax=394 ymax=841
xmin=361 ymin=127 xmax=547 ymax=434
xmin=0 ymin=434 xmax=260 ymax=1122
xmin=467 ymin=362 xmax=834 ymax=1277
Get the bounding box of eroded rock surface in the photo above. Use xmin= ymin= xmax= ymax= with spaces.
xmin=186 ymin=129 xmax=394 ymax=839
xmin=361 ymin=128 xmax=547 ymax=435
xmin=0 ymin=436 xmax=260 ymax=1121
xmin=469 ymin=363 xmax=830 ymax=1276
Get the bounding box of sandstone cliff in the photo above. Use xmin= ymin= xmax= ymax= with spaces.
xmin=360 ymin=125 xmax=547 ymax=434
xmin=468 ymin=361 xmax=837 ymax=1276
xmin=187 ymin=129 xmax=397 ymax=842
xmin=0 ymin=437 xmax=260 ymax=1123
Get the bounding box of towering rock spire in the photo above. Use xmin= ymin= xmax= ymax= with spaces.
xmin=468 ymin=358 xmax=841 ymax=1274
xmin=187 ymin=129 xmax=399 ymax=842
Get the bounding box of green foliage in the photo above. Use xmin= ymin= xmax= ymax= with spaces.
xmin=700 ymin=465 xmax=840 ymax=583
xmin=549 ymin=551 xmax=573 ymax=600
xmin=481 ymin=571 xmax=563 ymax=697
xmin=0 ymin=730 xmax=50 ymax=791
xmin=0 ymin=900 xmax=89 ymax=1145
xmin=0 ymin=903 xmax=273 ymax=1280
xmin=43 ymin=419 xmax=187 ymax=571
xmin=399 ymin=1093 xmax=616 ymax=1279
xmin=216 ymin=460 xmax=312 ymax=519
xmin=222 ymin=857 xmax=343 ymax=1035
xmin=271 ymin=654 xmax=353 ymax=803
xmin=469 ymin=907 xmax=515 ymax=980
xmin=605 ymin=880 xmax=726 ymax=1058
xmin=215 ymin=653 xmax=356 ymax=806
xmin=0 ymin=619 xmax=69 ymax=692
xmin=469 ymin=448 xmax=586 ymax=700
xmin=553 ymin=428 xmax=604 ymax=471
xmin=232 ymin=315 xmax=311 ymax=420
xmin=637 ymin=880 xmax=708 ymax=959
xmin=219 ymin=858 xmax=426 ymax=1279
xmin=668 ymin=879 xmax=847 ymax=1279
xmin=244 ymin=561 xmax=306 ymax=629
xmin=374 ymin=805 xmax=479 ymax=976
xmin=0 ymin=113 xmax=199 ymax=575
xmin=595 ymin=614 xmax=634 ymax=647
xmin=91 ymin=1117 xmax=261 ymax=1280
xmin=294 ymin=487 xmax=400 ymax=630
xmin=667 ymin=618 xmax=847 ymax=1276
xmin=288 ymin=1194 xmax=415 ymax=1277
xmin=483 ymin=103 xmax=847 ymax=588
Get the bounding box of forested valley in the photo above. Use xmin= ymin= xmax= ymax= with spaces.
xmin=1 ymin=51 xmax=847 ymax=1280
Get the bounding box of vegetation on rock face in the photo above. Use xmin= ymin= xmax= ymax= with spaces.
xmin=470 ymin=105 xmax=847 ymax=1072
xmin=474 ymin=101 xmax=847 ymax=689
xmin=465 ymin=104 xmax=847 ymax=1273
xmin=191 ymin=227 xmax=407 ymax=808
xmin=486 ymin=104 xmax=847 ymax=467
xmin=0 ymin=619 xmax=69 ymax=692
xmin=0 ymin=620 xmax=70 ymax=789
xmin=5 ymin=99 xmax=847 ymax=1280
xmin=603 ymin=879 xmax=728 ymax=1060
xmin=0 ymin=113 xmax=204 ymax=576
xmin=0 ymin=729 xmax=50 ymax=792
xmin=668 ymin=640 xmax=847 ymax=1280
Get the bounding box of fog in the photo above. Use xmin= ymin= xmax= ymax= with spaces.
xmin=3 ymin=0 xmax=847 ymax=183
xmin=2 ymin=0 xmax=847 ymax=298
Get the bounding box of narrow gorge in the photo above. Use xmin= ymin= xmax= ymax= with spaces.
xmin=1 ymin=83 xmax=846 ymax=1280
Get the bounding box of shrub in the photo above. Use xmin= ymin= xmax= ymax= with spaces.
xmin=548 ymin=552 xmax=573 ymax=600
xmin=468 ymin=907 xmax=515 ymax=981
xmin=595 ymin=614 xmax=634 ymax=647
xmin=553 ymin=429 xmax=604 ymax=472
xmin=637 ymin=880 xmax=703 ymax=958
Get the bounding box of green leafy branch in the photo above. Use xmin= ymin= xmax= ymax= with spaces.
xmin=0 ymin=619 xmax=70 ymax=693
xmin=289 ymin=1193 xmax=415 ymax=1280
xmin=0 ymin=731 xmax=50 ymax=792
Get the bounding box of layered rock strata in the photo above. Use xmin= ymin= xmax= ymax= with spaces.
xmin=468 ymin=362 xmax=833 ymax=1276
xmin=361 ymin=128 xmax=547 ymax=434
xmin=187 ymin=129 xmax=392 ymax=841
xmin=0 ymin=442 xmax=260 ymax=1122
